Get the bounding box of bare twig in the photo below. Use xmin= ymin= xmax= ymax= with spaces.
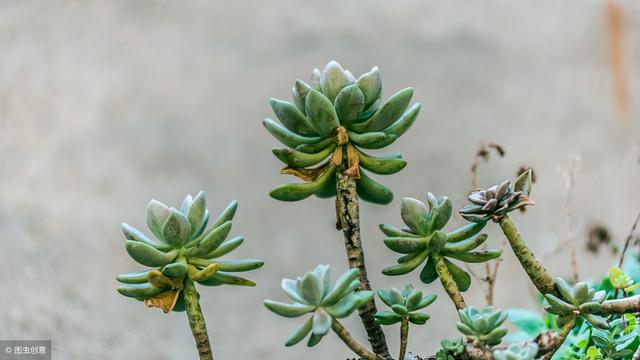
xmin=470 ymin=142 xmax=504 ymax=191
xmin=468 ymin=142 xmax=506 ymax=305
xmin=541 ymin=155 xmax=581 ymax=282
xmin=465 ymin=242 xmax=505 ymax=306
xmin=564 ymin=155 xmax=580 ymax=282
xmin=484 ymin=254 xmax=502 ymax=306
xmin=617 ymin=210 xmax=640 ymax=268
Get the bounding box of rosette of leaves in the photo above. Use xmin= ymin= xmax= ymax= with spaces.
xmin=116 ymin=192 xmax=263 ymax=312
xmin=544 ymin=277 xmax=608 ymax=329
xmin=264 ymin=60 xmax=421 ymax=205
xmin=493 ymin=343 xmax=539 ymax=360
xmin=435 ymin=338 xmax=465 ymax=360
xmin=456 ymin=306 xmax=508 ymax=346
xmin=459 ymin=170 xmax=534 ymax=223
xmin=380 ymin=194 xmax=500 ymax=292
xmin=264 ymin=265 xmax=373 ymax=347
xmin=375 ymin=285 xmax=436 ymax=325
xmin=609 ymin=266 xmax=640 ymax=294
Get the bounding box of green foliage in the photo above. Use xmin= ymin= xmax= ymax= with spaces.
xmin=116 ymin=192 xmax=263 ymax=312
xmin=459 ymin=170 xmax=534 ymax=223
xmin=265 ymin=61 xmax=421 ymax=204
xmin=456 ymin=306 xmax=508 ymax=346
xmin=374 ymin=284 xmax=436 ymax=326
xmin=493 ymin=343 xmax=538 ymax=360
xmin=544 ymin=277 xmax=608 ymax=329
xmin=380 ymin=194 xmax=500 ymax=291
xmin=609 ymin=266 xmax=640 ymax=293
xmin=264 ymin=265 xmax=373 ymax=347
xmin=435 ymin=337 xmax=465 ymax=360
xmin=585 ymin=320 xmax=638 ymax=359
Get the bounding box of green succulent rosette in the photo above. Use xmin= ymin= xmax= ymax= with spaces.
xmin=459 ymin=169 xmax=534 ymax=223
xmin=493 ymin=343 xmax=539 ymax=360
xmin=264 ymin=265 xmax=373 ymax=347
xmin=264 ymin=61 xmax=421 ymax=205
xmin=435 ymin=337 xmax=466 ymax=360
xmin=375 ymin=284 xmax=436 ymax=326
xmin=116 ymin=192 xmax=263 ymax=312
xmin=380 ymin=193 xmax=501 ymax=291
xmin=457 ymin=306 xmax=508 ymax=347
xmin=544 ymin=277 xmax=608 ymax=329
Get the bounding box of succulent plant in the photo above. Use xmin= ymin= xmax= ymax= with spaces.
xmin=456 ymin=306 xmax=508 ymax=346
xmin=609 ymin=266 xmax=640 ymax=293
xmin=380 ymin=194 xmax=500 ymax=292
xmin=544 ymin=277 xmax=608 ymax=329
xmin=459 ymin=170 xmax=534 ymax=223
xmin=493 ymin=343 xmax=539 ymax=360
xmin=264 ymin=60 xmax=421 ymax=205
xmin=116 ymin=192 xmax=263 ymax=312
xmin=264 ymin=265 xmax=373 ymax=347
xmin=435 ymin=337 xmax=466 ymax=360
xmin=375 ymin=285 xmax=437 ymax=325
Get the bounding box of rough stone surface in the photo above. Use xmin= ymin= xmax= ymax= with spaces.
xmin=0 ymin=1 xmax=639 ymax=359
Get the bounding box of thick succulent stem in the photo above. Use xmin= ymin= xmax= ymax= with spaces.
xmin=599 ymin=294 xmax=640 ymax=314
xmin=335 ymin=168 xmax=391 ymax=359
xmin=332 ymin=319 xmax=381 ymax=360
xmin=498 ymin=215 xmax=558 ymax=296
xmin=399 ymin=317 xmax=409 ymax=360
xmin=184 ymin=277 xmax=214 ymax=360
xmin=540 ymin=317 xmax=575 ymax=360
xmin=433 ymin=254 xmax=466 ymax=310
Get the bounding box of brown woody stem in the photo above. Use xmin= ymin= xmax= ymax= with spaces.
xmin=184 ymin=277 xmax=213 ymax=360
xmin=332 ymin=319 xmax=381 ymax=360
xmin=599 ymin=294 xmax=640 ymax=314
xmin=498 ymin=215 xmax=559 ymax=297
xmin=433 ymin=255 xmax=466 ymax=309
xmin=540 ymin=318 xmax=576 ymax=360
xmin=335 ymin=168 xmax=391 ymax=359
xmin=399 ymin=317 xmax=409 ymax=360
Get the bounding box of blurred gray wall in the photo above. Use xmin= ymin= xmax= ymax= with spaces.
xmin=1 ymin=1 xmax=639 ymax=359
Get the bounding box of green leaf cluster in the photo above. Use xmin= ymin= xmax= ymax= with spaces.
xmin=116 ymin=192 xmax=263 ymax=312
xmin=456 ymin=306 xmax=508 ymax=346
xmin=380 ymin=194 xmax=500 ymax=291
xmin=544 ymin=277 xmax=607 ymax=329
xmin=375 ymin=284 xmax=436 ymax=326
xmin=585 ymin=323 xmax=638 ymax=359
xmin=459 ymin=170 xmax=533 ymax=222
xmin=263 ymin=265 xmax=372 ymax=347
xmin=266 ymin=61 xmax=421 ymax=204
xmin=493 ymin=343 xmax=539 ymax=360
xmin=609 ymin=266 xmax=640 ymax=293
xmin=435 ymin=337 xmax=465 ymax=360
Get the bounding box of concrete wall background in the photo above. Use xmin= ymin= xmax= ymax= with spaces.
xmin=1 ymin=1 xmax=639 ymax=358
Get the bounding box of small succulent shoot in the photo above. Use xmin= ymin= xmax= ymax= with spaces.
xmin=456 ymin=306 xmax=508 ymax=347
xmin=459 ymin=169 xmax=534 ymax=223
xmin=435 ymin=337 xmax=465 ymax=360
xmin=375 ymin=285 xmax=436 ymax=326
xmin=544 ymin=277 xmax=608 ymax=329
xmin=609 ymin=266 xmax=640 ymax=294
xmin=493 ymin=342 xmax=539 ymax=360
xmin=264 ymin=265 xmax=373 ymax=347
xmin=380 ymin=194 xmax=500 ymax=293
xmin=265 ymin=61 xmax=421 ymax=205
xmin=375 ymin=285 xmax=436 ymax=360
xmin=116 ymin=192 xmax=264 ymax=312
